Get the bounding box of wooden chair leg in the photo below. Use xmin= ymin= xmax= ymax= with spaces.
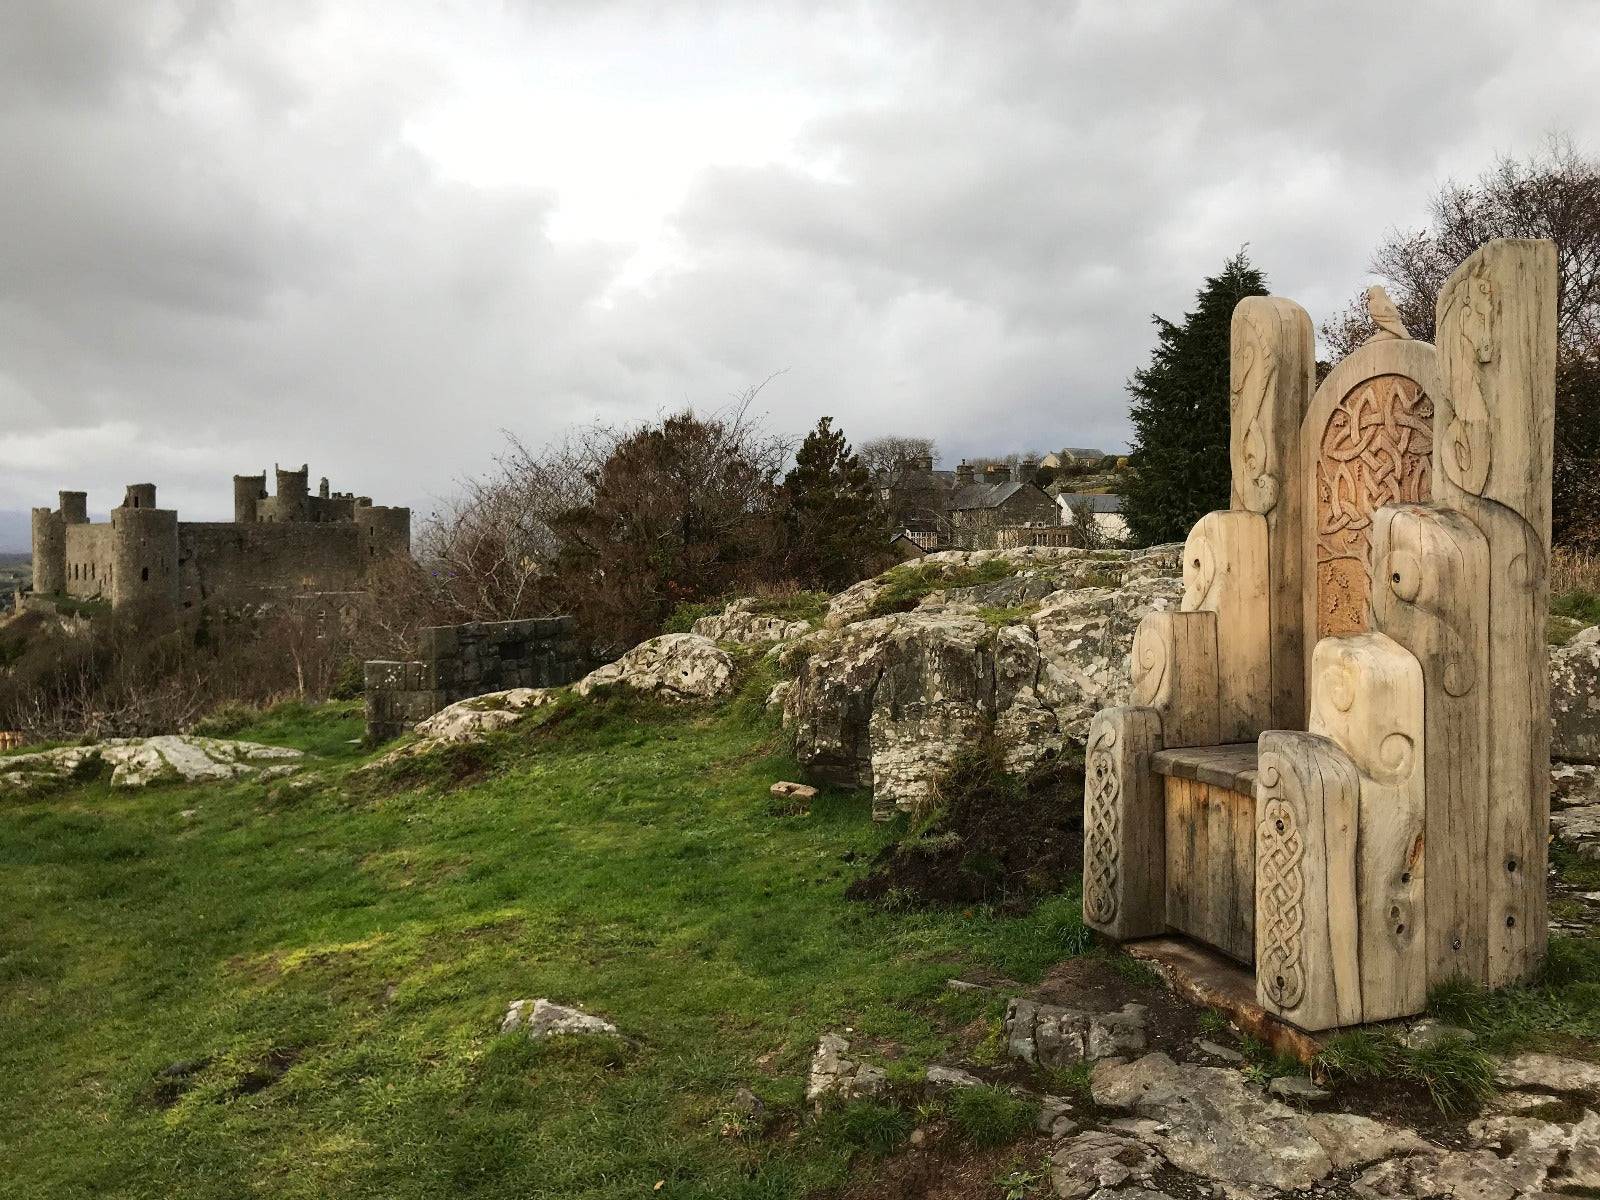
xmin=1083 ymin=706 xmax=1164 ymax=941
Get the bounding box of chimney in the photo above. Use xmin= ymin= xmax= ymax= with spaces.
xmin=983 ymin=463 xmax=1010 ymax=482
xmin=1015 ymin=458 xmax=1040 ymax=485
xmin=955 ymin=461 xmax=975 ymax=485
xmin=915 ymin=453 xmax=934 ymax=472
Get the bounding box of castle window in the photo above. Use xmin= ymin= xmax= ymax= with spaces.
xmin=141 ymin=567 xmax=149 ymax=582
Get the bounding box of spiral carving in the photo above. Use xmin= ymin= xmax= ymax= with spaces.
xmin=1131 ymin=621 xmax=1169 ymax=708
xmin=1231 ymin=308 xmax=1280 ymax=514
xmin=1440 ymin=265 xmax=1494 ymax=497
xmin=1183 ymin=524 xmax=1218 ymax=611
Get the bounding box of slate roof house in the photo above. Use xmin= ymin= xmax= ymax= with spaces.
xmin=1055 ymin=491 xmax=1129 ymax=543
xmin=946 ymin=462 xmax=1057 ymax=549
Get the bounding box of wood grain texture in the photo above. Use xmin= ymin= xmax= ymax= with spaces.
xmin=1255 ymin=730 xmax=1361 ymax=1032
xmin=1370 ymin=503 xmax=1490 ymax=986
xmin=1301 ymin=339 xmax=1442 ymax=696
xmin=1230 ymin=296 xmax=1316 ymax=729
xmin=1432 ymin=237 xmax=1557 ymax=986
xmin=1083 ymin=705 xmax=1165 ymax=941
xmin=1182 ymin=510 xmax=1270 ymax=741
xmin=1151 ymin=743 xmax=1258 ymax=794
xmin=1131 ymin=610 xmax=1220 ymax=749
xmin=1165 ymin=776 xmax=1255 ymax=965
xmin=1308 ymin=633 xmax=1427 ymax=1023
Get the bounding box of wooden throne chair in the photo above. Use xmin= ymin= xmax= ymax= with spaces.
xmin=1083 ymin=238 xmax=1557 ymax=1031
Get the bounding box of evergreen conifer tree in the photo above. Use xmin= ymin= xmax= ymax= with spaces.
xmin=1123 ymin=251 xmax=1268 ymax=545
xmin=781 ymin=417 xmax=890 ymax=590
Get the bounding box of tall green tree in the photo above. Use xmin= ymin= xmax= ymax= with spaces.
xmin=1123 ymin=251 xmax=1269 ymax=546
xmin=781 ymin=417 xmax=891 ymax=590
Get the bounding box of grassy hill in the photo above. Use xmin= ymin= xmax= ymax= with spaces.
xmin=0 ymin=691 xmax=1093 ymax=1199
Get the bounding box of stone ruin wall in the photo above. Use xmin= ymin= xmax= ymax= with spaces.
xmin=364 ymin=616 xmax=588 ymax=741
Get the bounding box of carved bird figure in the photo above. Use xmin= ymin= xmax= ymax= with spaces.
xmin=1365 ymin=285 xmax=1412 ymax=341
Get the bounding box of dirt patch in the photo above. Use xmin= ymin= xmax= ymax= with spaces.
xmin=222 ymin=1046 xmax=301 ymax=1101
xmin=845 ymin=747 xmax=1083 ymax=910
xmin=835 ymin=1126 xmax=1055 ymax=1200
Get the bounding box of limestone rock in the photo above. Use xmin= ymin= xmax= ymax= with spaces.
xmin=769 ymin=781 xmax=817 ymax=801
xmin=1303 ymin=1112 xmax=1434 ymax=1170
xmin=805 ymin=1034 xmax=887 ymax=1106
xmin=575 ymin=634 xmax=734 ymax=702
xmin=1091 ymin=1053 xmax=1332 ymax=1190
xmin=1552 ymin=633 xmax=1600 ymax=763
xmin=1006 ymin=999 xmax=1147 ymax=1068
xmin=1267 ymin=1074 xmax=1330 ymax=1104
xmin=1048 ymin=1130 xmax=1163 ymax=1200
xmin=1192 ymin=1038 xmax=1245 ymax=1065
xmin=1353 ymin=1150 xmax=1549 ymax=1200
xmin=1495 ymin=1052 xmax=1600 ymax=1097
xmin=925 ymin=1064 xmax=984 ymax=1089
xmin=691 ymin=599 xmax=812 ymax=646
xmin=500 ymin=998 xmax=619 ymax=1039
xmin=1552 ymin=762 xmax=1600 ymax=809
xmin=0 ymin=735 xmax=301 ymax=795
xmin=1036 ymin=1094 xmax=1076 ymax=1138
xmin=786 ymin=546 xmax=1183 ymax=813
xmin=414 ymin=687 xmax=558 ymax=742
xmin=1401 ymin=1019 xmax=1477 ymax=1050
xmin=1551 ymin=804 xmax=1600 ymax=854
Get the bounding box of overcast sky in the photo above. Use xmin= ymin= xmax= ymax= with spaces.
xmin=3 ymin=1 xmax=1598 ymax=547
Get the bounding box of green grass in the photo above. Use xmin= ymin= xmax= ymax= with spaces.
xmin=1552 ymin=589 xmax=1600 ymax=627
xmin=663 ymin=592 xmax=830 ymax=635
xmin=947 ymin=1085 xmax=1038 ymax=1147
xmin=864 ymin=560 xmax=1018 ymax=619
xmin=1315 ymin=1028 xmax=1496 ymax=1115
xmin=0 ymin=694 xmax=1095 ymax=1199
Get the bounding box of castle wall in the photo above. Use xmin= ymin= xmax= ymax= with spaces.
xmin=364 ymin=616 xmax=587 ymax=741
xmin=63 ymin=523 xmax=116 ymax=598
xmin=177 ymin=522 xmax=371 ymax=606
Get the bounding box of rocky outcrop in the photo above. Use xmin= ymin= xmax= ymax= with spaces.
xmin=1553 ymin=627 xmax=1600 ymax=764
xmin=0 ymin=735 xmax=301 ymax=795
xmin=691 ymin=599 xmax=813 ymax=646
xmin=575 ymin=633 xmax=734 ymax=702
xmin=414 ymin=688 xmax=559 ymax=742
xmin=1005 ymin=999 xmax=1148 ymax=1068
xmin=784 ymin=545 xmax=1183 ymax=814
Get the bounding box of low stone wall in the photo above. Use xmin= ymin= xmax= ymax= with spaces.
xmin=364 ymin=616 xmax=586 ymax=741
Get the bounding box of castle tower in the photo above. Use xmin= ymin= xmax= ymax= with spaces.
xmin=354 ymin=504 xmax=411 ymax=561
xmin=274 ymin=463 xmax=309 ymax=522
xmin=59 ymin=491 xmax=89 ymax=525
xmin=30 ymin=507 xmax=65 ymax=595
xmin=111 ymin=505 xmax=179 ymax=609
xmin=233 ymin=473 xmax=266 ymax=523
xmin=122 ymin=483 xmax=158 ymax=510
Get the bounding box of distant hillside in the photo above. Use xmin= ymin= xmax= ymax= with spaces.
xmin=0 ymin=511 xmax=31 ymax=555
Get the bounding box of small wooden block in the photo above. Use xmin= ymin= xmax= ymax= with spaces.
xmin=1131 ymin=610 xmax=1219 ymax=749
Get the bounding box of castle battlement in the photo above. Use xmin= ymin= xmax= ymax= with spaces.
xmin=30 ymin=465 xmax=410 ymax=611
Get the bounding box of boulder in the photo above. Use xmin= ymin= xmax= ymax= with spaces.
xmin=1495 ymin=1052 xmax=1600 ymax=1098
xmin=1048 ymin=1130 xmax=1163 ymax=1200
xmin=1006 ymin=999 xmax=1148 ymax=1068
xmin=414 ymin=688 xmax=559 ymax=742
xmin=500 ymin=998 xmax=619 ymax=1039
xmin=805 ymin=1033 xmax=887 ymax=1106
xmin=575 ymin=634 xmax=734 ymax=702
xmin=785 ymin=546 xmax=1182 ymax=814
xmin=1090 ymin=1053 xmax=1333 ymax=1190
xmin=691 ymin=599 xmax=812 ymax=646
xmin=0 ymin=735 xmax=301 ymax=795
xmin=1552 ymin=629 xmax=1600 ymax=763
xmin=925 ymin=1064 xmax=984 ymax=1089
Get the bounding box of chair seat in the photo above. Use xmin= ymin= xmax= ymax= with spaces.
xmin=1150 ymin=743 xmax=1258 ymax=796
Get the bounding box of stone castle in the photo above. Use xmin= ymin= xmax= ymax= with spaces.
xmin=29 ymin=464 xmax=410 ymax=611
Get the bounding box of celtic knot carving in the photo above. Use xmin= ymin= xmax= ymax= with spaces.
xmin=1315 ymin=374 xmax=1433 ymax=639
xmin=1084 ymin=720 xmax=1122 ymax=927
xmin=1256 ymin=757 xmax=1307 ymax=1010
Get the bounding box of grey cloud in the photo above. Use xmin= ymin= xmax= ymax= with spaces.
xmin=1 ymin=0 xmax=1597 ymax=549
